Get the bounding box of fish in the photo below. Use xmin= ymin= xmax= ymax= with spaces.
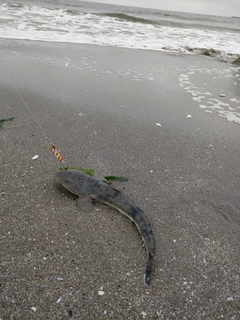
xmin=54 ymin=169 xmax=155 ymax=285
xmin=50 ymin=144 xmax=65 ymax=163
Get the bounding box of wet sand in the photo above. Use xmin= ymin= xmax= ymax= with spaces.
xmin=1 ymin=39 xmax=240 ymax=319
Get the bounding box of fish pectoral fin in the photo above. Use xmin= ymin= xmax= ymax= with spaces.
xmin=76 ymin=196 xmax=93 ymax=213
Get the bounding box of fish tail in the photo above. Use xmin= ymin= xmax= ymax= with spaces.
xmin=144 ymin=253 xmax=153 ymax=285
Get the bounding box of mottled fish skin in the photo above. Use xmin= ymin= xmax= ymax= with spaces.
xmin=54 ymin=170 xmax=155 ymax=285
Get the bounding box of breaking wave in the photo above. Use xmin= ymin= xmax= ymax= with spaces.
xmin=0 ymin=2 xmax=239 ymax=62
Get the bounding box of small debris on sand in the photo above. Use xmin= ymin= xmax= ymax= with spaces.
xmin=98 ymin=290 xmax=105 ymax=296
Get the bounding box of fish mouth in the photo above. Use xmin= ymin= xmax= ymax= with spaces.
xmin=54 ymin=171 xmax=63 ymax=185
xmin=54 ymin=171 xmax=60 ymax=181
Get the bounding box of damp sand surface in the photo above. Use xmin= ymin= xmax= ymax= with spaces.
xmin=1 ymin=40 xmax=240 ymax=319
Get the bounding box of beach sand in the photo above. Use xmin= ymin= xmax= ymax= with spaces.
xmin=1 ymin=39 xmax=240 ymax=319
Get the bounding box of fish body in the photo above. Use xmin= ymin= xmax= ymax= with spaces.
xmin=54 ymin=170 xmax=155 ymax=285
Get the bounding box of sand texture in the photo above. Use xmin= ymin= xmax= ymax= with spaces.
xmin=1 ymin=40 xmax=240 ymax=319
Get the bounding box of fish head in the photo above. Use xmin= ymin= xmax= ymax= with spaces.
xmin=54 ymin=170 xmax=85 ymax=196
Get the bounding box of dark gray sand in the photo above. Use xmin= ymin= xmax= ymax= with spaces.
xmin=1 ymin=40 xmax=240 ymax=319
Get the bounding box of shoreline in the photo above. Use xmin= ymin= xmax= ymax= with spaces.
xmin=1 ymin=39 xmax=240 ymax=319
xmin=0 ymin=36 xmax=238 ymax=64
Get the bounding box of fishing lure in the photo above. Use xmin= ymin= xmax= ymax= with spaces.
xmin=50 ymin=144 xmax=65 ymax=163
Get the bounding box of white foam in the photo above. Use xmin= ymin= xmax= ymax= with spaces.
xmin=219 ymin=111 xmax=240 ymax=124
xmin=0 ymin=3 xmax=239 ymax=59
xmin=179 ymin=67 xmax=240 ymax=125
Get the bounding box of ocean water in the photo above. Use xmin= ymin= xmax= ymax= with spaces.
xmin=1 ymin=0 xmax=240 ymax=125
xmin=0 ymin=0 xmax=240 ymax=62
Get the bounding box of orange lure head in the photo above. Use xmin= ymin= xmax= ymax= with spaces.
xmin=50 ymin=144 xmax=65 ymax=163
